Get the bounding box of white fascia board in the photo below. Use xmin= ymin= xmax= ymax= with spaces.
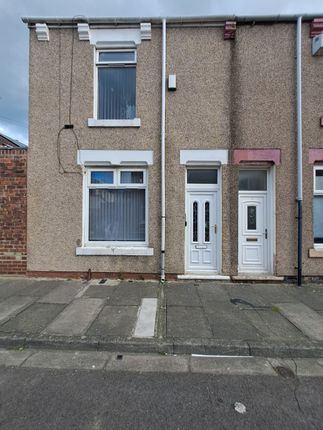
xmin=180 ymin=149 xmax=228 ymax=165
xmin=90 ymin=28 xmax=142 ymax=47
xmin=76 ymin=247 xmax=154 ymax=256
xmin=77 ymin=150 xmax=154 ymax=166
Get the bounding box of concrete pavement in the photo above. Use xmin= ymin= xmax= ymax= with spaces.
xmin=0 ymin=277 xmax=323 ymax=357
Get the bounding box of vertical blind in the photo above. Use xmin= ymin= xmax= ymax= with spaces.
xmin=98 ymin=67 xmax=136 ymax=120
xmin=89 ymin=189 xmax=145 ymax=241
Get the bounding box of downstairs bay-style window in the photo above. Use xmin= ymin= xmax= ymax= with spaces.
xmin=78 ymin=168 xmax=153 ymax=256
xmin=313 ymin=166 xmax=323 ymax=249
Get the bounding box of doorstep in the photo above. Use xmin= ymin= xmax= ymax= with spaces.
xmin=232 ymin=274 xmax=284 ymax=282
xmin=177 ymin=274 xmax=231 ymax=280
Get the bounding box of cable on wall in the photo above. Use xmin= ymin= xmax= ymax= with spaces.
xmin=56 ymin=19 xmax=82 ymax=176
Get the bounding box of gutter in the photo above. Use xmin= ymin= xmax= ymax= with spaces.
xmin=296 ymin=16 xmax=303 ymax=286
xmin=21 ymin=14 xmax=323 ymax=26
xmin=160 ymin=18 xmax=166 ymax=281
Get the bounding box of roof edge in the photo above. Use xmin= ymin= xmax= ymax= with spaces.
xmin=21 ymin=14 xmax=323 ymax=26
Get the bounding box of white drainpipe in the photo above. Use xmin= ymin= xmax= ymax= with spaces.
xmin=296 ymin=16 xmax=303 ymax=286
xmin=160 ymin=18 xmax=166 ymax=281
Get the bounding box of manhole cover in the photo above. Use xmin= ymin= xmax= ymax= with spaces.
xmin=274 ymin=366 xmax=295 ymax=378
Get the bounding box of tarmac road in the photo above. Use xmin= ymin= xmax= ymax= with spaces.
xmin=0 ymin=366 xmax=322 ymax=429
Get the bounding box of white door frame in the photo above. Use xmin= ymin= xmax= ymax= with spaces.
xmin=238 ymin=166 xmax=275 ymax=274
xmin=184 ymin=167 xmax=222 ymax=274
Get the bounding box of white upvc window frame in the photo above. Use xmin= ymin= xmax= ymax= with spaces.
xmin=89 ymin=49 xmax=141 ymax=128
xmin=313 ymin=165 xmax=323 ymax=250
xmin=82 ymin=167 xmax=148 ymax=248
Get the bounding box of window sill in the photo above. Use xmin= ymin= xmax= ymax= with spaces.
xmin=76 ymin=246 xmax=154 ymax=256
xmin=87 ymin=118 xmax=141 ymax=128
xmin=309 ymin=248 xmax=323 ymax=258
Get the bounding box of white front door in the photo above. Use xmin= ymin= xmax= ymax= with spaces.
xmin=238 ymin=194 xmax=268 ymax=272
xmin=238 ymin=169 xmax=272 ymax=273
xmin=187 ymin=192 xmax=217 ymax=272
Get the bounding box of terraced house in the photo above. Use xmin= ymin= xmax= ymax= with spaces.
xmin=22 ymin=15 xmax=323 ymax=283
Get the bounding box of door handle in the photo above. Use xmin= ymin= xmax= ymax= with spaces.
xmin=265 ymin=228 xmax=268 ymax=239
xmin=214 ymin=224 xmax=217 ymax=234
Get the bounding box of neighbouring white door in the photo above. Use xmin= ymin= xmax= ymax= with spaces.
xmin=238 ymin=169 xmax=272 ymax=273
xmin=187 ymin=192 xmax=217 ymax=272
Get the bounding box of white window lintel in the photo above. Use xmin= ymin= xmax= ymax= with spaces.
xmin=180 ymin=150 xmax=228 ymax=165
xmin=77 ymin=150 xmax=153 ymax=166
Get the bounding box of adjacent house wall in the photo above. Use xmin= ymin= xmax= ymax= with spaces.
xmin=0 ymin=149 xmax=27 ymax=274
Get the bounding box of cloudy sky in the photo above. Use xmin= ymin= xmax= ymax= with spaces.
xmin=0 ymin=0 xmax=322 ymax=145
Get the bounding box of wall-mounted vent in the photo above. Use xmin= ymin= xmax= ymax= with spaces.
xmin=312 ymin=34 xmax=323 ymax=56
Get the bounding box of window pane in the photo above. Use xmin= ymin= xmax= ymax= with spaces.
xmin=315 ymin=169 xmax=323 ymax=191
xmin=187 ymin=169 xmax=218 ymax=184
xmin=89 ymin=189 xmax=145 ymax=241
xmin=247 ymin=206 xmax=257 ymax=230
xmin=91 ymin=171 xmax=113 ymax=184
xmin=193 ymin=201 xmax=198 ymax=242
xmin=313 ymin=196 xmax=323 ymax=243
xmin=98 ymin=67 xmax=136 ymax=120
xmin=99 ymin=51 xmax=135 ymax=62
xmin=120 ymin=171 xmax=144 ymax=184
xmin=239 ymin=170 xmax=267 ymax=191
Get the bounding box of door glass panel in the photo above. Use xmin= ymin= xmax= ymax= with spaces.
xmin=247 ymin=206 xmax=257 ymax=230
xmin=205 ymin=202 xmax=210 ymax=242
xmin=187 ymin=169 xmax=218 ymax=184
xmin=239 ymin=170 xmax=267 ymax=191
xmin=193 ymin=201 xmax=198 ymax=242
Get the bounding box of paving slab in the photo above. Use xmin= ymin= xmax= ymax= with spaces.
xmin=105 ymin=354 xmax=189 ymax=373
xmin=242 ymin=309 xmax=307 ymax=341
xmin=38 ymin=283 xmax=84 ymax=304
xmin=0 ymin=303 xmax=65 ymax=335
xmin=268 ymin=358 xmax=323 ymax=377
xmin=106 ymin=282 xmax=158 ymax=306
xmin=16 ymin=280 xmax=64 ymax=297
xmin=291 ymin=288 xmax=323 ymax=311
xmin=167 ymin=306 xmax=212 ymax=338
xmin=87 ymin=305 xmax=138 ymax=337
xmin=22 ymin=350 xmax=111 ymax=370
xmin=165 ymin=283 xmax=201 ymax=306
xmin=190 ymin=356 xmax=276 ymax=375
xmin=134 ymin=298 xmax=158 ymax=338
xmin=276 ymin=302 xmax=323 ymax=342
xmin=0 ymin=281 xmax=34 ymax=300
xmin=0 ymin=296 xmax=35 ymax=322
xmin=83 ymin=284 xmax=118 ymax=299
xmin=225 ymin=284 xmax=269 ymax=307
xmin=0 ymin=349 xmax=33 ymax=367
xmin=202 ymin=306 xmax=262 ymax=340
xmin=44 ymin=298 xmax=104 ymax=336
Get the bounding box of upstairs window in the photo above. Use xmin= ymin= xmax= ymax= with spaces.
xmin=96 ymin=50 xmax=136 ymax=120
xmin=313 ymin=166 xmax=323 ymax=248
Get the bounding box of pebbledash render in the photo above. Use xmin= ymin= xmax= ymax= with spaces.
xmin=22 ymin=16 xmax=323 ymax=282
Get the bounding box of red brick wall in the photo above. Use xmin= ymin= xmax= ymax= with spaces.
xmin=0 ymin=149 xmax=27 ymax=274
